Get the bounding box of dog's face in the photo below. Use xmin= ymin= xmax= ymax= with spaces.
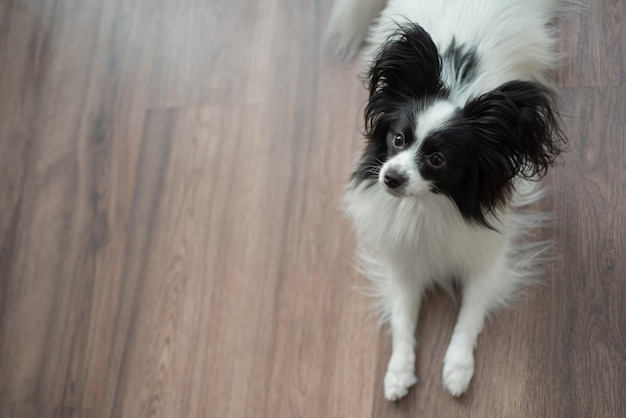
xmin=377 ymin=99 xmax=462 ymax=198
xmin=354 ymin=23 xmax=566 ymax=226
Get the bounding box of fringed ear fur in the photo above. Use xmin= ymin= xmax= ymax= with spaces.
xmin=443 ymin=80 xmax=567 ymax=226
xmin=364 ymin=23 xmax=445 ymax=142
xmin=463 ymin=80 xmax=567 ymax=181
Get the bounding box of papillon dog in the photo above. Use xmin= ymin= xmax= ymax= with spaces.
xmin=326 ymin=0 xmax=568 ymax=400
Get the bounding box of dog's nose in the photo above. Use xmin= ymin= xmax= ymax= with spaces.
xmin=384 ymin=169 xmax=408 ymax=189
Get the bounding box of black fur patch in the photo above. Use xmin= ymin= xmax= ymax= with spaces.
xmin=443 ymin=38 xmax=478 ymax=84
xmin=419 ymin=81 xmax=567 ymax=227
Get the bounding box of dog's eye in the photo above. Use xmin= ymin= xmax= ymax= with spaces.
xmin=393 ymin=133 xmax=405 ymax=148
xmin=428 ymin=152 xmax=446 ymax=168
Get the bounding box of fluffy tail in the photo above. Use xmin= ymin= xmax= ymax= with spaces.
xmin=324 ymin=0 xmax=387 ymax=61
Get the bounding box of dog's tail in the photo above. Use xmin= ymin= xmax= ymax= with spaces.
xmin=546 ymin=0 xmax=591 ymax=15
xmin=324 ymin=0 xmax=387 ymax=62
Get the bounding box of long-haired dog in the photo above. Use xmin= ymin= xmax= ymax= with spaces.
xmin=326 ymin=0 xmax=568 ymax=400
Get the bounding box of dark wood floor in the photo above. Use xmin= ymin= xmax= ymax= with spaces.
xmin=0 ymin=0 xmax=624 ymax=417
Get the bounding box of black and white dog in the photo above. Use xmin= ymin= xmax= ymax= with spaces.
xmin=326 ymin=0 xmax=567 ymax=400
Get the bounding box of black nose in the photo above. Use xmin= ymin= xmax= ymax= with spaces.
xmin=384 ymin=169 xmax=408 ymax=189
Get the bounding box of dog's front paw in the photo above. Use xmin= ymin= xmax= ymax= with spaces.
xmin=442 ymin=345 xmax=475 ymax=397
xmin=384 ymin=368 xmax=418 ymax=401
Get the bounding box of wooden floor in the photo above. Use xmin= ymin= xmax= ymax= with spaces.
xmin=0 ymin=0 xmax=624 ymax=417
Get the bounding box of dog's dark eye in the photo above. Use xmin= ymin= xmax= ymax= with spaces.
xmin=428 ymin=152 xmax=446 ymax=168
xmin=393 ymin=133 xmax=405 ymax=148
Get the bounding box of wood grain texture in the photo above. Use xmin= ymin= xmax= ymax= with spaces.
xmin=0 ymin=0 xmax=624 ymax=417
xmin=554 ymin=0 xmax=626 ymax=88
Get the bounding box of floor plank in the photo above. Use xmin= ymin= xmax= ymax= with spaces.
xmin=0 ymin=0 xmax=624 ymax=417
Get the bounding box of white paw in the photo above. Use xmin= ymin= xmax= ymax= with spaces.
xmin=442 ymin=346 xmax=475 ymax=397
xmin=384 ymin=368 xmax=418 ymax=401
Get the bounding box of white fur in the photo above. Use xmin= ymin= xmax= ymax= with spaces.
xmin=331 ymin=0 xmax=564 ymax=401
xmin=415 ymin=100 xmax=458 ymax=141
xmin=347 ymin=178 xmax=549 ymax=400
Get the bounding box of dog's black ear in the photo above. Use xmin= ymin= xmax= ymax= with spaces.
xmin=458 ymin=81 xmax=567 ymax=222
xmin=463 ymin=80 xmax=567 ymax=179
xmin=364 ymin=23 xmax=444 ymax=142
xmin=353 ymin=23 xmax=444 ymax=185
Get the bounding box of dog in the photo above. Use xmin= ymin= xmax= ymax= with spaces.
xmin=326 ymin=0 xmax=568 ymax=401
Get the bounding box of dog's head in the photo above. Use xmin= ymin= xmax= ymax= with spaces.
xmin=354 ymin=24 xmax=566 ymax=226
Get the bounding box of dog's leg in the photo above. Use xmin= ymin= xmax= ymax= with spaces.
xmin=384 ymin=272 xmax=422 ymax=401
xmin=442 ymin=255 xmax=510 ymax=397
